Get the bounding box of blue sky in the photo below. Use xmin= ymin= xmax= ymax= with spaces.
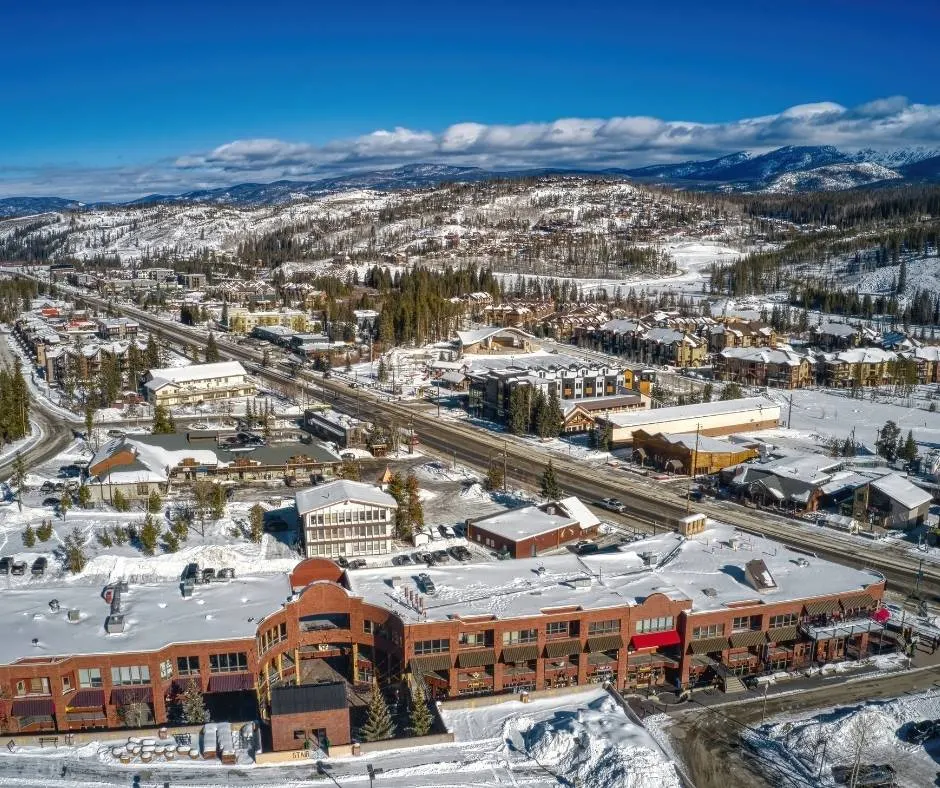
xmin=2 ymin=0 xmax=939 ymax=199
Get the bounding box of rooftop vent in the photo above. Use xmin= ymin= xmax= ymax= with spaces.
xmin=105 ymin=614 xmax=125 ymax=634
xmin=48 ymin=599 xmax=60 ymax=613
xmin=640 ymin=551 xmax=659 ymax=566
xmin=744 ymin=559 xmax=778 ymax=593
xmin=67 ymin=609 xmax=80 ymax=623
xmin=796 ymin=557 xmax=810 ymax=568
xmin=568 ymin=577 xmax=592 ymax=589
xmin=702 ymin=587 xmax=718 ymax=597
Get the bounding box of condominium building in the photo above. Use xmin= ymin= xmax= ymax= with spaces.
xmin=143 ymin=361 xmax=255 ymax=406
xmin=295 ymin=481 xmax=397 ymax=558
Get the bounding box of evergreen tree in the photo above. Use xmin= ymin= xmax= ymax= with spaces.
xmin=145 ymin=334 xmax=160 ymax=369
xmin=84 ymin=401 xmax=95 ymax=442
xmin=77 ymin=484 xmax=92 ymax=509
xmin=210 ymin=484 xmax=226 ymax=520
xmin=406 ymin=473 xmax=424 ymax=531
xmin=361 ymin=686 xmax=395 ymax=742
xmin=249 ymin=503 xmax=265 ymax=543
xmin=152 ymin=404 xmax=176 ymax=434
xmin=377 ymin=357 xmax=388 ymax=383
xmin=899 ymin=430 xmax=918 ymax=463
xmin=701 ymin=382 xmax=714 ymax=403
xmin=180 ymin=679 xmax=209 ymax=724
xmin=147 ymin=489 xmax=162 ymax=514
xmin=59 ymin=491 xmax=71 ymax=519
xmin=719 ymin=382 xmax=743 ymax=401
xmin=875 ymin=420 xmax=902 ymax=462
xmin=507 ymin=387 xmax=531 ymax=435
xmin=139 ymin=514 xmax=160 ymax=556
xmin=221 ymin=299 xmax=229 ymax=328
xmin=540 ymin=460 xmax=560 ymax=500
xmin=484 ymin=462 xmax=505 ymax=492
xmin=63 ymin=528 xmax=87 ymax=573
xmin=161 ymin=530 xmax=180 ymax=553
xmin=36 ymin=521 xmax=53 ymax=541
xmin=409 ymin=686 xmax=433 ymax=737
xmin=112 ymin=489 xmax=129 ymax=512
xmin=12 ymin=452 xmax=26 ymax=493
xmin=542 ymin=390 xmax=564 ymax=438
xmin=205 ymin=332 xmax=221 ymax=363
xmin=22 ymin=524 xmax=35 ymax=547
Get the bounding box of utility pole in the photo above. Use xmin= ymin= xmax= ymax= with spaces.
xmin=787 ymin=393 xmax=793 ymax=429
xmin=686 ymin=422 xmax=700 ymax=514
xmin=503 ymin=440 xmax=508 ymax=494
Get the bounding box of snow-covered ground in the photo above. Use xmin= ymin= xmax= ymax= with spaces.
xmin=746 ymin=690 xmax=940 ymax=788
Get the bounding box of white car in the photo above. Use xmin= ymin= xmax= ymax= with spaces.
xmin=600 ymin=497 xmax=627 ymax=514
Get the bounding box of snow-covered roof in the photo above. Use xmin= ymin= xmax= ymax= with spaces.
xmin=720 ymin=347 xmax=810 ymax=366
xmin=603 ymin=397 xmax=778 ymax=429
xmin=457 ymin=326 xmax=536 ymax=346
xmin=650 ymin=431 xmax=748 ymax=454
xmin=824 ymin=348 xmax=897 ymax=364
xmin=816 ymin=322 xmax=860 ymax=338
xmin=471 ymin=504 xmax=579 ymax=541
xmin=295 ymin=481 xmax=396 ymax=514
xmin=556 ymin=496 xmax=600 ymax=529
xmin=344 ymin=523 xmax=883 ymax=624
xmin=870 ymin=473 xmax=932 ymax=510
xmin=145 ymin=361 xmax=247 ymax=387
xmin=1 ymin=574 xmax=290 ymax=663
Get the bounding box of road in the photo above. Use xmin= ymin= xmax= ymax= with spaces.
xmin=0 ymin=332 xmax=73 ymax=483
xmin=43 ymin=284 xmax=940 ymax=596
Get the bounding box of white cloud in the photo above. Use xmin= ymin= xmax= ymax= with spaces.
xmin=3 ymin=96 xmax=940 ymax=201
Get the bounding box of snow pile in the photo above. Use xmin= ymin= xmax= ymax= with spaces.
xmin=459 ymin=483 xmax=490 ymax=502
xmin=510 ymin=695 xmax=681 ymax=788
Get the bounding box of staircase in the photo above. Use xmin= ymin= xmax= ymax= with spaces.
xmin=700 ymin=656 xmax=747 ymax=694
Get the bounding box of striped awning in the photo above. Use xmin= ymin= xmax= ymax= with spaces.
xmin=766 ymin=626 xmax=799 ymax=643
xmin=688 ymin=637 xmax=728 ymax=655
xmin=110 ymin=687 xmax=153 ymax=706
xmin=544 ymin=639 xmax=582 ymax=658
xmin=501 ymin=644 xmax=539 ymax=663
xmin=840 ymin=594 xmax=876 ymax=610
xmin=410 ymin=654 xmax=452 ymax=674
xmin=11 ymin=698 xmax=54 ymax=717
xmin=586 ymin=634 xmax=624 ymax=652
xmin=67 ymin=689 xmax=104 ymax=709
xmin=804 ymin=599 xmax=840 ymax=616
xmin=729 ymin=630 xmax=767 ymax=648
xmin=456 ymin=649 xmax=496 ymax=668
xmin=208 ymin=673 xmax=254 ymax=693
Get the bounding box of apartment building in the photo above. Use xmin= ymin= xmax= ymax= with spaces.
xmin=716 ymin=347 xmax=814 ymax=389
xmin=228 ymin=307 xmax=318 ymax=336
xmin=143 ymin=361 xmax=255 ymax=406
xmin=295 ymin=481 xmax=397 ymax=558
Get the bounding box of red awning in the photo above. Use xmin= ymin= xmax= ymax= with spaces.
xmin=871 ymin=607 xmax=891 ymax=624
xmin=208 ymin=673 xmax=254 ymax=693
xmin=11 ymin=698 xmax=55 ymax=717
xmin=69 ymin=689 xmax=104 ymax=708
xmin=631 ymin=630 xmax=681 ymax=650
xmin=110 ymin=687 xmax=153 ymax=706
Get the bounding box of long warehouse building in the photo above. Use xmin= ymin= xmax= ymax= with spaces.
xmin=595 ymin=396 xmax=780 ymax=447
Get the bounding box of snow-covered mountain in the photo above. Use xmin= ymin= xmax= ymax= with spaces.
xmin=763 ymin=162 xmax=903 ymax=193
xmin=848 ymin=146 xmax=940 ymax=168
xmin=0 ymin=196 xmax=85 ymax=218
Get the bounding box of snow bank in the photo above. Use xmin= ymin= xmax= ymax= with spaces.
xmin=508 ymin=694 xmax=681 ymax=788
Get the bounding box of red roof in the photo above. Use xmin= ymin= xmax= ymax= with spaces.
xmin=630 ymin=630 xmax=681 ymax=650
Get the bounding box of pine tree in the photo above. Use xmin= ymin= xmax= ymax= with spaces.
xmin=36 ymin=521 xmax=53 ymax=541
xmin=409 ymin=686 xmax=433 ymax=737
xmin=139 ymin=514 xmax=160 ymax=556
xmin=152 ymin=404 xmax=176 ymax=434
xmin=875 ymin=420 xmax=902 ymax=462
xmin=377 ymin=357 xmax=388 ymax=383
xmin=145 ymin=334 xmax=160 ymax=369
xmin=59 ymin=491 xmax=72 ymax=519
xmin=361 ymin=686 xmax=395 ymax=742
xmin=112 ymin=489 xmax=129 ymax=512
xmin=161 ymin=530 xmax=180 ymax=553
xmin=484 ymin=463 xmax=504 ymax=492
xmin=406 ymin=473 xmax=424 ymax=531
xmin=77 ymin=484 xmax=92 ymax=509
xmin=63 ymin=528 xmax=87 ymax=573
xmin=22 ymin=524 xmax=35 ymax=548
xmin=12 ymin=452 xmax=26 ymax=493
xmin=84 ymin=401 xmax=95 ymax=442
xmin=543 ymin=390 xmax=563 ymax=438
xmin=180 ymin=679 xmax=209 ymax=724
xmin=147 ymin=489 xmax=162 ymax=514
xmin=205 ymin=333 xmax=221 ymax=363
xmin=720 ymin=382 xmax=743 ymax=401
xmin=211 ymin=484 xmax=226 ymax=520
xmin=249 ymin=503 xmax=265 ymax=543
xmin=540 ymin=460 xmax=560 ymax=500
xmin=899 ymin=430 xmax=918 ymax=463
xmin=221 ymin=299 xmax=229 ymax=328
xmin=507 ymin=387 xmax=530 ymax=435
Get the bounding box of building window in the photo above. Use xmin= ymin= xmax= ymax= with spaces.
xmin=502 ymin=629 xmax=538 ymax=645
xmin=137 ymin=482 xmax=150 ymax=496
xmin=62 ymin=674 xmax=73 ymax=693
xmin=769 ymin=613 xmax=798 ymax=629
xmin=692 ymin=624 xmax=725 ymax=640
xmin=546 ymin=622 xmax=569 ymax=638
xmin=458 ymin=631 xmax=491 ymax=648
xmin=177 ymin=656 xmax=200 ymax=676
xmin=159 ymin=660 xmax=173 ymax=680
xmin=588 ymin=620 xmax=621 ymax=636
xmin=209 ymin=653 xmax=248 ymax=673
xmin=363 ymin=620 xmax=374 ymax=635
xmin=15 ymin=677 xmax=50 ymax=696
xmin=111 ymin=666 xmax=151 ymax=686
xmin=732 ymin=615 xmax=761 ymax=632
xmin=636 ymin=617 xmax=674 ymax=634
xmin=293 ymin=730 xmax=306 ymax=741
xmin=414 ymin=639 xmax=449 ymax=655
xmin=78 ymin=668 xmax=102 ymax=688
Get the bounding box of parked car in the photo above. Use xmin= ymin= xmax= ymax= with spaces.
xmin=11 ymin=560 xmax=27 ymax=576
xmin=574 ymin=540 xmax=599 ymax=556
xmin=181 ymin=563 xmax=199 ymax=583
xmin=431 ymin=550 xmax=450 ymax=564
xmin=410 ymin=552 xmax=426 ymax=564
xmin=416 ymin=573 xmax=436 ymax=594
xmin=334 ymin=556 xmax=349 ymax=569
xmin=42 ymin=497 xmax=60 ymax=507
xmin=392 ymin=554 xmax=413 ymax=566
xmin=447 ymin=546 xmax=471 ymax=562
xmin=201 ymin=568 xmax=216 ymax=583
xmin=31 ymin=557 xmax=47 ymax=576
xmin=347 ymin=558 xmax=367 ymax=570
xmin=0 ymin=557 xmax=10 ymax=574
xmin=40 ymin=481 xmax=55 ymax=493
xmin=600 ymin=497 xmax=626 ymax=514
xmin=106 ymin=429 xmax=126 ymax=438
xmin=414 ymin=551 xmax=433 ymax=565
xmin=438 ymin=524 xmax=456 ymax=539
xmin=899 ymin=718 xmax=939 ymax=745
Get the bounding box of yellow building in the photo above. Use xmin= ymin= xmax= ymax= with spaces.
xmin=228 ymin=308 xmax=316 ymax=335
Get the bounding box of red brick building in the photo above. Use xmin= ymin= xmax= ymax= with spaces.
xmin=0 ymin=523 xmax=888 ymax=747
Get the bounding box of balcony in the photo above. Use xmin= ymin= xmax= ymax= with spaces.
xmin=800 ymin=617 xmax=884 ymax=642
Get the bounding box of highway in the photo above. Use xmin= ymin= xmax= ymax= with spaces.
xmin=48 ymin=284 xmax=940 ymax=596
